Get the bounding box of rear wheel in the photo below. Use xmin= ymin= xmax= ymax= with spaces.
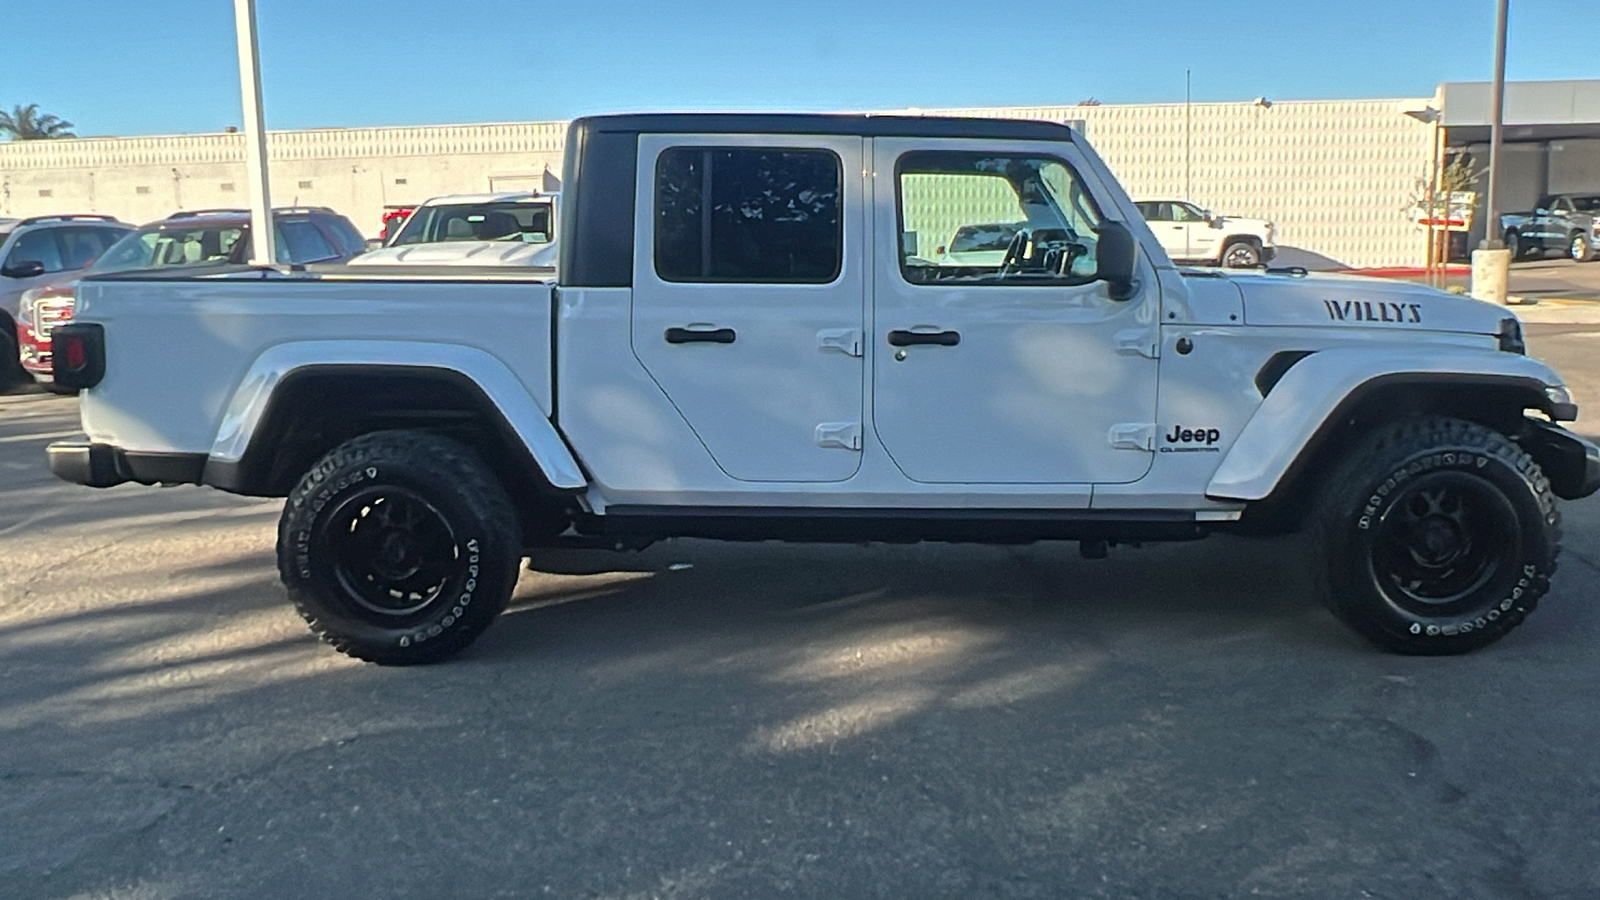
xmin=1220 ymin=240 xmax=1261 ymax=268
xmin=1505 ymin=231 xmax=1522 ymax=260
xmin=1308 ymin=416 xmax=1559 ymax=654
xmin=277 ymin=430 xmax=522 ymax=664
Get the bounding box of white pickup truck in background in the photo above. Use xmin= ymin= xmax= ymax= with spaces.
xmin=1134 ymin=199 xmax=1276 ymax=268
xmin=45 ymin=112 xmax=1599 ymax=665
xmin=351 ymin=191 xmax=559 ymax=269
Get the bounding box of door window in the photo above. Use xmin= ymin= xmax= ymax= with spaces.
xmin=5 ymin=228 xmax=65 ymax=274
xmin=1169 ymin=202 xmax=1207 ymax=222
xmin=57 ymin=226 xmax=125 ymax=269
xmin=897 ymin=151 xmax=1101 ymax=286
xmin=654 ymin=147 xmax=842 ymax=283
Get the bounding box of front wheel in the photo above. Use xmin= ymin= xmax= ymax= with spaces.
xmin=1570 ymin=232 xmax=1593 ymax=262
xmin=0 ymin=330 xmax=24 ymax=392
xmin=277 ymin=430 xmax=522 ymax=664
xmin=1220 ymin=240 xmax=1261 ymax=268
xmin=1505 ymin=231 xmax=1522 ymax=260
xmin=1308 ymin=416 xmax=1560 ymax=654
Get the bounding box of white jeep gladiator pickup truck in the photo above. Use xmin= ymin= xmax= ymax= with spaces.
xmin=46 ymin=113 xmax=1600 ymax=665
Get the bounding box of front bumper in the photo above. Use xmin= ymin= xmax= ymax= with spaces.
xmin=1260 ymin=245 xmax=1277 ymax=263
xmin=1520 ymin=419 xmax=1600 ymax=500
xmin=47 ymin=441 xmax=208 ymax=488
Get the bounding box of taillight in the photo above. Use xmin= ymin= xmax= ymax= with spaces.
xmin=51 ymin=323 xmax=105 ymax=390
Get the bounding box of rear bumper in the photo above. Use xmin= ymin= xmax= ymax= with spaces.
xmin=47 ymin=441 xmax=207 ymax=489
xmin=1521 ymin=419 xmax=1600 ymax=501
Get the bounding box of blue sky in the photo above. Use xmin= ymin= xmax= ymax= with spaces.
xmin=1 ymin=0 xmax=1591 ymax=138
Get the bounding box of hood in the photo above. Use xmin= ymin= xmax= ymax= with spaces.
xmin=348 ymin=240 xmax=558 ymax=268
xmin=1201 ymin=270 xmax=1512 ymax=335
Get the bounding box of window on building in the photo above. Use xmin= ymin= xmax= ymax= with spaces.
xmin=136 ymin=186 xmax=151 ymax=195
xmin=220 ymin=183 xmax=236 ymax=192
xmin=897 ymin=151 xmax=1101 ymax=286
xmin=297 ymin=180 xmax=313 ymax=189
xmin=654 ymin=146 xmax=842 ymax=283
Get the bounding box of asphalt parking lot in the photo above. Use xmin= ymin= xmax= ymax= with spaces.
xmin=2 ymin=321 xmax=1599 ymax=900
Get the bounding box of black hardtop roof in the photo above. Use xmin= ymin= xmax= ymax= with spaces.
xmin=571 ymin=112 xmax=1078 ymax=142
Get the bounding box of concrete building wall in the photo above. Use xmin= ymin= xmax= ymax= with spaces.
xmin=0 ymin=100 xmax=1435 ymax=267
xmin=0 ymin=122 xmax=566 ymax=236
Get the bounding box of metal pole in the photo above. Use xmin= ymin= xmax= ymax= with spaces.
xmin=233 ymin=0 xmax=276 ymax=267
xmin=1184 ymin=69 xmax=1192 ymax=201
xmin=1483 ymin=0 xmax=1509 ymax=247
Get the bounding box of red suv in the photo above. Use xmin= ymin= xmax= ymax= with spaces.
xmin=17 ymin=207 xmax=365 ymax=387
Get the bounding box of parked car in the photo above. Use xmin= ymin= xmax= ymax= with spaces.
xmin=1501 ymin=194 xmax=1600 ymax=262
xmin=49 ymin=113 xmax=1597 ymax=666
xmin=379 ymin=205 xmax=414 ymax=243
xmin=15 ymin=207 xmax=365 ymax=387
xmin=1133 ymin=200 xmax=1276 ymax=268
xmin=0 ymin=214 xmax=132 ymax=388
xmin=353 ymin=192 xmax=559 ymax=269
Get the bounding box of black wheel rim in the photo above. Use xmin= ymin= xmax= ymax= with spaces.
xmin=1366 ymin=471 xmax=1521 ymax=617
xmin=316 ymin=485 xmax=463 ymax=619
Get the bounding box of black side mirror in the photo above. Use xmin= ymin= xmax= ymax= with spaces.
xmin=2 ymin=259 xmax=47 ymax=279
xmin=1095 ymin=221 xmax=1138 ymax=301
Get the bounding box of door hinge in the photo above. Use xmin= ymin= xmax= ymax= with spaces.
xmin=817 ymin=328 xmax=863 ymax=357
xmin=1109 ymin=423 xmax=1156 ymax=451
xmin=1115 ymin=328 xmax=1160 ymax=359
xmin=815 ymin=422 xmax=862 ymax=451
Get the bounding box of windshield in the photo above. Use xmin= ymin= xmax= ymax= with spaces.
xmin=391 ymin=201 xmax=553 ymax=246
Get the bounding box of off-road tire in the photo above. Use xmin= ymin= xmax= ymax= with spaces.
xmin=1569 ymin=232 xmax=1592 ymax=262
xmin=1220 ymin=240 xmax=1261 ymax=268
xmin=1307 ymin=416 xmax=1560 ymax=655
xmin=277 ymin=430 xmax=521 ymax=665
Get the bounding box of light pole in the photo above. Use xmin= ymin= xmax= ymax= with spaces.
xmin=233 ymin=0 xmax=277 ymax=267
xmin=1484 ymin=0 xmax=1510 ymax=247
xmin=1471 ymin=0 xmax=1512 ymax=305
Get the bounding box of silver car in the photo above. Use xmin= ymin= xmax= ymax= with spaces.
xmin=0 ymin=214 xmax=132 ymax=388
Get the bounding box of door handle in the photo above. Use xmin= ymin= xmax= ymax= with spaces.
xmin=887 ymin=329 xmax=960 ymax=347
xmin=665 ymin=326 xmax=736 ymax=344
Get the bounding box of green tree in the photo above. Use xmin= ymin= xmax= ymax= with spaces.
xmin=0 ymin=104 xmax=76 ymax=140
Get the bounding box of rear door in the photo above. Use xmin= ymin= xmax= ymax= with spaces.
xmin=630 ymin=134 xmax=867 ymax=482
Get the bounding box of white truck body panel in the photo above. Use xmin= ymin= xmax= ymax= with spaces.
xmin=74 ymin=274 xmax=557 ymax=455
xmin=1206 ymin=345 xmax=1566 ymax=501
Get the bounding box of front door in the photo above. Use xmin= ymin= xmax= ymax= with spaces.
xmin=872 ymin=138 xmax=1159 ymax=485
xmin=1172 ymin=202 xmax=1219 ymax=262
xmin=631 ymin=134 xmax=867 ymax=482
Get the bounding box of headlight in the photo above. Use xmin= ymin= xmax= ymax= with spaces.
xmin=17 ymin=287 xmax=43 ymax=327
xmin=1546 ymin=385 xmax=1573 ymax=407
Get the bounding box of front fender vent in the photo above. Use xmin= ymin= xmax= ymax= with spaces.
xmin=1255 ymin=350 xmax=1314 ymax=397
